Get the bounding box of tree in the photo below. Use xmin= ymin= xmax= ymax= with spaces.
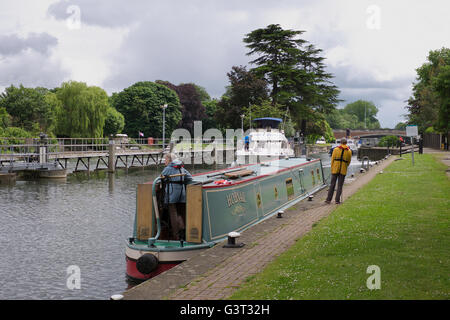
xmin=111 ymin=81 xmax=181 ymax=138
xmin=432 ymin=64 xmax=450 ymax=133
xmin=215 ymin=65 xmax=269 ymax=130
xmin=156 ymin=81 xmax=206 ymax=134
xmin=103 ymin=107 xmax=125 ymax=136
xmin=243 ymin=24 xmax=340 ymax=127
xmin=187 ymin=83 xmax=211 ymax=103
xmin=0 ymin=85 xmax=59 ymax=134
xmin=343 ymin=100 xmax=380 ymax=129
xmin=241 ymin=100 xmax=284 ymax=130
xmin=42 ymin=92 xmax=62 ymax=135
xmin=394 ymin=122 xmax=407 ymax=130
xmin=55 ymin=81 xmax=109 ymax=138
xmin=0 ymin=107 xmax=11 ymax=129
xmin=325 ymin=108 xmax=358 ymax=129
xmin=202 ymin=99 xmax=220 ymax=131
xmin=0 ymin=126 xmax=33 ymax=144
xmin=378 ymin=135 xmax=399 ymax=147
xmin=407 ymin=47 xmax=450 ymax=133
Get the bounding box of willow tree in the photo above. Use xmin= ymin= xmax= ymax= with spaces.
xmin=55 ymin=81 xmax=109 ymax=138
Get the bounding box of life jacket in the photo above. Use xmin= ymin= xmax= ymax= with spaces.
xmin=331 ymin=145 xmax=352 ymax=175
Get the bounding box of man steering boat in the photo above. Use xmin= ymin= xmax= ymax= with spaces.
xmin=160 ymin=153 xmax=193 ymax=240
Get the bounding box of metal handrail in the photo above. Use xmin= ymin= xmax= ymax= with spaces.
xmin=148 ymin=177 xmax=162 ymax=247
xmin=361 ymin=156 xmax=370 ymax=171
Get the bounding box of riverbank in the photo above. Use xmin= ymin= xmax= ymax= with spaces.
xmin=230 ymin=151 xmax=449 ymax=299
xmin=122 ymin=155 xmax=396 ymax=300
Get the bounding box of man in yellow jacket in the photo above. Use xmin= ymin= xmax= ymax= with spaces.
xmin=325 ymin=138 xmax=352 ymax=204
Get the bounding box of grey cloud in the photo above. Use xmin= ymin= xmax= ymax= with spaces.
xmin=46 ymin=0 xmax=305 ymax=28
xmin=45 ymin=0 xmax=411 ymax=128
xmin=47 ymin=0 xmax=148 ymax=28
xmin=0 ymin=51 xmax=69 ymax=89
xmin=101 ymin=2 xmax=258 ymax=96
xmin=0 ymin=32 xmax=58 ymax=56
xmin=326 ymin=64 xmax=414 ymax=127
xmin=329 ymin=64 xmax=413 ymax=91
xmin=336 ymin=86 xmax=411 ymax=128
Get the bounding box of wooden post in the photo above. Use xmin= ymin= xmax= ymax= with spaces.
xmin=108 ymin=138 xmax=115 ymax=172
xmin=186 ymin=184 xmax=203 ymax=243
xmin=136 ymin=183 xmax=153 ymax=240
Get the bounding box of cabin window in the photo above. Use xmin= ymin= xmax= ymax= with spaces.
xmin=274 ymin=187 xmax=279 ymax=199
xmin=311 ymin=170 xmax=316 ymax=185
xmin=316 ymin=168 xmax=321 ymax=181
xmin=286 ymin=178 xmax=294 ymax=200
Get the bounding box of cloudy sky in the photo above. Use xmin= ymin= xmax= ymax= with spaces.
xmin=1 ymin=0 xmax=449 ymax=128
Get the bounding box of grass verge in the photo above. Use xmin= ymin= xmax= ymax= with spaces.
xmin=229 ymin=153 xmax=449 ymax=299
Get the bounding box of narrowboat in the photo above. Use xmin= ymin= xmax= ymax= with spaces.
xmin=125 ymin=156 xmax=329 ymax=282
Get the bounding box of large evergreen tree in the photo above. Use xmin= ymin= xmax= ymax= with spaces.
xmin=243 ymin=24 xmax=340 ymax=131
xmin=215 ymin=65 xmax=269 ymax=130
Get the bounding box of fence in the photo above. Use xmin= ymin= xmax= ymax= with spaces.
xmin=423 ymin=133 xmax=440 ymax=149
xmin=0 ymin=137 xmax=236 ymax=163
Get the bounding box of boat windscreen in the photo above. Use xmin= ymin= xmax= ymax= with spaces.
xmin=252 ymin=117 xmax=282 ymax=129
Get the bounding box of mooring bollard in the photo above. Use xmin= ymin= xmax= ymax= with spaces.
xmin=223 ymin=232 xmax=245 ymax=248
xmin=110 ymin=294 xmax=124 ymax=300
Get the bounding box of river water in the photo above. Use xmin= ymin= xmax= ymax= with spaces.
xmin=0 ymin=153 xmax=363 ymax=300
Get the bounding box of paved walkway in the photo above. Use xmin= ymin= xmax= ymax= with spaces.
xmin=123 ymin=155 xmax=397 ymax=300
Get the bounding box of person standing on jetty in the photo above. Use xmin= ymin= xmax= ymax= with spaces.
xmin=161 ymin=153 xmax=193 ymax=240
xmin=325 ymin=138 xmax=352 ymax=204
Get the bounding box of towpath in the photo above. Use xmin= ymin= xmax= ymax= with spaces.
xmin=122 ymin=155 xmax=397 ymax=300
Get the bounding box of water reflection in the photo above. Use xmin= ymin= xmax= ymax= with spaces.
xmin=0 ymin=163 xmax=227 ymax=300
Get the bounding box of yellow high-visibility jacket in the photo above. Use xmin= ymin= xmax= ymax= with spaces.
xmin=331 ymin=145 xmax=352 ymax=175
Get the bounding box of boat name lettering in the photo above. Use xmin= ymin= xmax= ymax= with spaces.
xmin=227 ymin=192 xmax=246 ymax=207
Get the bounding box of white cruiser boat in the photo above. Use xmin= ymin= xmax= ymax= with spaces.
xmin=347 ymin=139 xmax=358 ymax=154
xmin=236 ymin=118 xmax=294 ymax=164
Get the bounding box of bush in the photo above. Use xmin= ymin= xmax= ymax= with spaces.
xmin=378 ymin=135 xmax=399 ymax=147
xmin=0 ymin=127 xmax=33 ymax=145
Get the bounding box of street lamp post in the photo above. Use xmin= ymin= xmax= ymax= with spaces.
xmin=240 ymin=114 xmax=245 ymax=132
xmin=364 ymin=102 xmax=367 ymax=129
xmin=161 ymin=104 xmax=168 ymax=151
xmin=249 ymin=102 xmax=252 ymax=130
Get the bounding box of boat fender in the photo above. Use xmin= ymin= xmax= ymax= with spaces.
xmin=136 ymin=253 xmax=158 ymax=274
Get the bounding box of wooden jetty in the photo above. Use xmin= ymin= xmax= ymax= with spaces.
xmin=0 ymin=136 xmax=236 ymax=178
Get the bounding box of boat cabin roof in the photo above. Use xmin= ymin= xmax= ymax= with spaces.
xmin=191 ymin=157 xmax=320 ymax=189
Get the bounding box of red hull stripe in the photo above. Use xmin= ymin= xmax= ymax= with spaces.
xmin=126 ymin=256 xmax=179 ymax=281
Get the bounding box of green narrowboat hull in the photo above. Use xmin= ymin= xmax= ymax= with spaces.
xmin=201 ymin=159 xmax=326 ymax=241
xmin=126 ymin=157 xmax=328 ymax=280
